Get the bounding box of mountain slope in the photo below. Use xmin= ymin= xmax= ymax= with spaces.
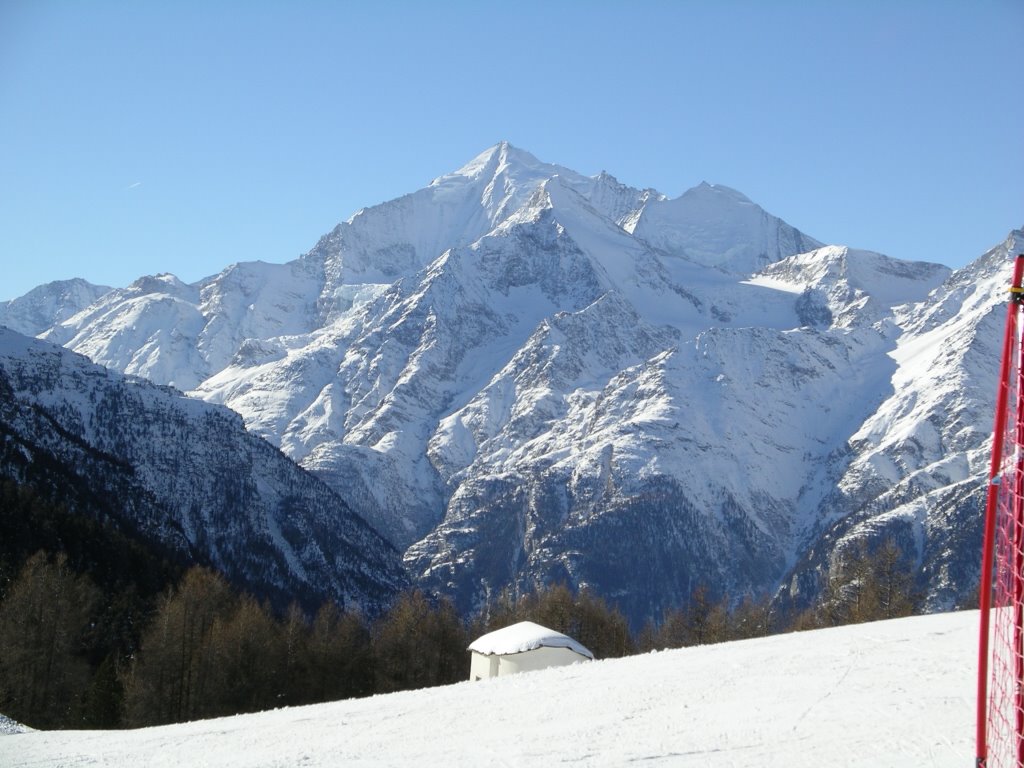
xmin=0 ymin=327 xmax=405 ymax=613
xmin=783 ymin=230 xmax=1024 ymax=611
xmin=0 ymin=610 xmax=977 ymax=768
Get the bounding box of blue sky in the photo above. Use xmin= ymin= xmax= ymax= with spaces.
xmin=1 ymin=0 xmax=1021 ymax=301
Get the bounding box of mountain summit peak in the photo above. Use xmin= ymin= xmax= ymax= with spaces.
xmin=440 ymin=141 xmax=548 ymax=183
xmin=684 ymin=181 xmax=753 ymax=204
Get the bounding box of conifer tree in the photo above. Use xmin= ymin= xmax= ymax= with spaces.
xmin=302 ymin=601 xmax=374 ymax=703
xmin=372 ymin=590 xmax=466 ymax=692
xmin=278 ymin=602 xmax=312 ymax=706
xmin=727 ymin=594 xmax=777 ymax=640
xmin=0 ymin=551 xmax=100 ymax=728
xmin=204 ymin=595 xmax=285 ymax=717
xmin=816 ymin=539 xmax=919 ymax=627
xmin=123 ymin=566 xmax=237 ymax=725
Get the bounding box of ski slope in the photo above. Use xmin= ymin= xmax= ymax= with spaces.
xmin=2 ymin=610 xmax=976 ymax=767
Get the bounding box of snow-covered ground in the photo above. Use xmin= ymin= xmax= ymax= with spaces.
xmin=2 ymin=610 xmax=976 ymax=767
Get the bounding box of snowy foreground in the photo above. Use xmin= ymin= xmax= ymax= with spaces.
xmin=2 ymin=610 xmax=976 ymax=767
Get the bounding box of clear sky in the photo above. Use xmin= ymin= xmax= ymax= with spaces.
xmin=1 ymin=0 xmax=1021 ymax=302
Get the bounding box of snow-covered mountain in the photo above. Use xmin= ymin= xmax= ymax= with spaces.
xmin=0 ymin=278 xmax=111 ymax=337
xmin=784 ymin=230 xmax=1024 ymax=611
xmin=12 ymin=141 xmax=1014 ymax=623
xmin=0 ymin=327 xmax=405 ymax=613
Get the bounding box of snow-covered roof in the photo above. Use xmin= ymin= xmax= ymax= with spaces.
xmin=467 ymin=621 xmax=594 ymax=659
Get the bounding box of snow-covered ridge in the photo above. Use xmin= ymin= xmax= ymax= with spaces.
xmin=630 ymin=180 xmax=824 ymax=274
xmin=746 ymin=245 xmax=950 ymax=328
xmin=12 ymin=141 xmax=1011 ymax=624
xmin=0 ymin=278 xmax=112 ymax=337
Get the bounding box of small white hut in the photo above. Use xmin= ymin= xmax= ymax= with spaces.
xmin=467 ymin=621 xmax=593 ymax=681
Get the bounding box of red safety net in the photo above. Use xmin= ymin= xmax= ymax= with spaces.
xmin=978 ymin=254 xmax=1024 ymax=768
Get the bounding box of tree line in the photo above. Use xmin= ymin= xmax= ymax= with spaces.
xmin=0 ymin=480 xmax=924 ymax=730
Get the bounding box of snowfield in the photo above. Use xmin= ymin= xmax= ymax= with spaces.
xmin=2 ymin=610 xmax=976 ymax=767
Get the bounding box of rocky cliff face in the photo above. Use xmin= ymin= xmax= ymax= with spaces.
xmin=11 ymin=141 xmax=1013 ymax=625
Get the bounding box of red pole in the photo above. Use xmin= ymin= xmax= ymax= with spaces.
xmin=977 ymin=254 xmax=1024 ymax=767
xmin=1015 ymin=325 xmax=1024 ymax=767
